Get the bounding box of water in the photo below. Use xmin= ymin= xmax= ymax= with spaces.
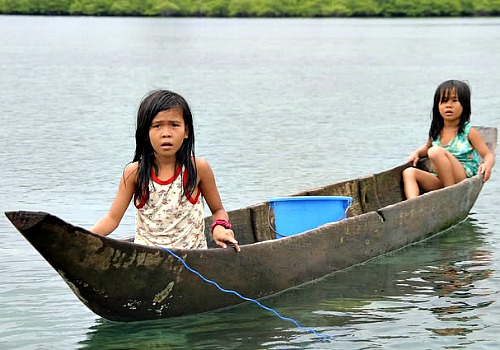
xmin=1 ymin=15 xmax=499 ymax=349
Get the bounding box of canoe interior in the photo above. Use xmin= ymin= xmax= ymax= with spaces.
xmin=207 ymin=163 xmax=408 ymax=246
xmin=210 ymin=125 xmax=496 ymax=247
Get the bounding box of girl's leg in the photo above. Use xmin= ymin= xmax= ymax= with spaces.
xmin=427 ymin=146 xmax=467 ymax=187
xmin=402 ymin=167 xmax=443 ymax=199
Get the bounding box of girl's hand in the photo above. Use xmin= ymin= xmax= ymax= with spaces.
xmin=212 ymin=225 xmax=240 ymax=252
xmin=407 ymin=141 xmax=431 ymax=167
xmin=479 ymin=161 xmax=493 ymax=182
xmin=468 ymin=128 xmax=495 ymax=182
xmin=406 ymin=152 xmax=420 ymax=167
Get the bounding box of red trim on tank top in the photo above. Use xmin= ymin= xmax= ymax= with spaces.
xmin=183 ymin=167 xmax=201 ymax=204
xmin=134 ymin=165 xmax=200 ymax=208
xmin=151 ymin=165 xmax=182 ymax=185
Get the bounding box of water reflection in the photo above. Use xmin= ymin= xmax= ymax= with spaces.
xmin=80 ymin=218 xmax=494 ymax=349
xmin=80 ymin=311 xmax=311 ymax=349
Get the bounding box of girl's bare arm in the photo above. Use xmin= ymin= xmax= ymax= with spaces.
xmin=90 ymin=162 xmax=138 ymax=235
xmin=407 ymin=138 xmax=432 ymax=166
xmin=469 ymin=127 xmax=495 ymax=181
xmin=197 ymin=158 xmax=240 ymax=251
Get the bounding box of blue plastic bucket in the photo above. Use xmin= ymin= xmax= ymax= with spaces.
xmin=269 ymin=196 xmax=352 ymax=238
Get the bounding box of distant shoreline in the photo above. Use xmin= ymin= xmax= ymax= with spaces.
xmin=1 ymin=0 xmax=499 ymax=18
xmin=2 ymin=14 xmax=500 ymax=18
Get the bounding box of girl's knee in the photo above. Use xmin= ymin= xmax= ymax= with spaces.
xmin=427 ymin=145 xmax=446 ymax=159
xmin=402 ymin=167 xmax=417 ymax=180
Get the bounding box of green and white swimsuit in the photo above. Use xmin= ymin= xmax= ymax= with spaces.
xmin=432 ymin=123 xmax=480 ymax=178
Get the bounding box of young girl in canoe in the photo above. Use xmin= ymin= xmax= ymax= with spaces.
xmin=402 ymin=80 xmax=495 ymax=199
xmin=91 ymin=89 xmax=240 ymax=251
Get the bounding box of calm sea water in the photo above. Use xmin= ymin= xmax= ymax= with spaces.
xmin=0 ymin=15 xmax=499 ymax=349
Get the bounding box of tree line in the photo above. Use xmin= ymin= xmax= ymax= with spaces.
xmin=1 ymin=0 xmax=500 ymax=17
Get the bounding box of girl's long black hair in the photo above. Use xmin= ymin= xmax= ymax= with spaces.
xmin=133 ymin=90 xmax=197 ymax=203
xmin=429 ymin=79 xmax=471 ymax=141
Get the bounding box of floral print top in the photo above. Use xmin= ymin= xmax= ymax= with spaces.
xmin=134 ymin=166 xmax=207 ymax=249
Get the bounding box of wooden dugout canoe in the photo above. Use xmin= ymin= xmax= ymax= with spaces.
xmin=5 ymin=127 xmax=497 ymax=322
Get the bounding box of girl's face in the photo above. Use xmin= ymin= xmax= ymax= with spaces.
xmin=439 ymin=88 xmax=463 ymax=124
xmin=149 ymin=108 xmax=188 ymax=160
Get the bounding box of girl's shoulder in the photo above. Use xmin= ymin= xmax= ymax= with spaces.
xmin=123 ymin=161 xmax=140 ymax=183
xmin=194 ymin=157 xmax=211 ymax=172
xmin=194 ymin=157 xmax=207 ymax=166
xmin=124 ymin=161 xmax=139 ymax=173
xmin=464 ymin=123 xmax=481 ymax=139
xmin=467 ymin=126 xmax=482 ymax=140
xmin=194 ymin=157 xmax=216 ymax=180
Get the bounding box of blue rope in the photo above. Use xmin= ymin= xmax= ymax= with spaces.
xmin=163 ymin=247 xmax=332 ymax=341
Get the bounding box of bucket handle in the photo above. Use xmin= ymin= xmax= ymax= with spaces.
xmin=267 ymin=204 xmax=287 ymax=238
xmin=267 ymin=200 xmax=352 ymax=239
xmin=339 ymin=201 xmax=352 ymax=221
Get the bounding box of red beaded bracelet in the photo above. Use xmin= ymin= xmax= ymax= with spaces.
xmin=210 ymin=219 xmax=232 ymax=234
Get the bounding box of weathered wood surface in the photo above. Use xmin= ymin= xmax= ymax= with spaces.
xmin=5 ymin=126 xmax=496 ymax=322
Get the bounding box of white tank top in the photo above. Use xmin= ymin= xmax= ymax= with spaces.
xmin=133 ymin=166 xmax=207 ymax=249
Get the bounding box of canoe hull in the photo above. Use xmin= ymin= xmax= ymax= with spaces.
xmin=5 ymin=175 xmax=483 ymax=321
